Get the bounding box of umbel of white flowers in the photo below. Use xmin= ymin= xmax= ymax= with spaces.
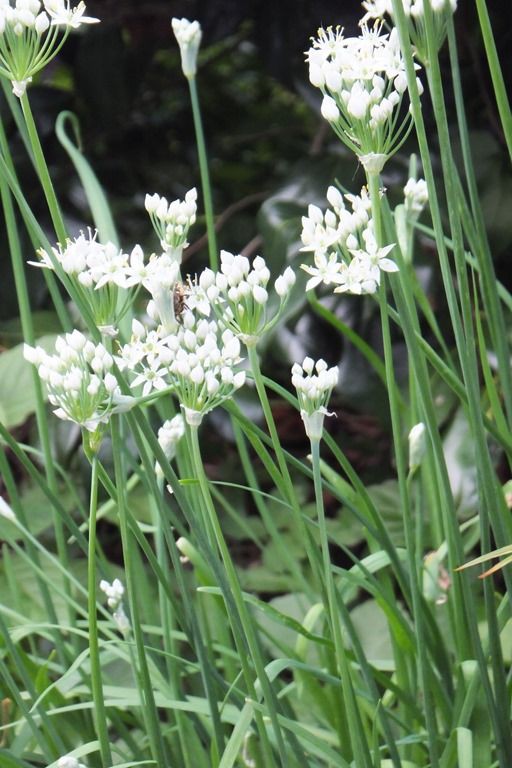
xmin=155 ymin=414 xmax=185 ymax=479
xmin=300 ymin=185 xmax=398 ymax=295
xmin=195 ymin=251 xmax=296 ymax=346
xmin=307 ymin=20 xmax=423 ymax=173
xmin=292 ymin=357 xmax=339 ymax=441
xmin=0 ymin=0 xmax=99 ymax=97
xmin=117 ymin=315 xmax=246 ymax=427
xmin=24 ymin=331 xmax=134 ymax=437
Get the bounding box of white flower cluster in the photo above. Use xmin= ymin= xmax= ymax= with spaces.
xmin=403 ymin=176 xmax=428 ymax=215
xmin=24 ymin=330 xmax=132 ymax=433
xmin=172 ymin=17 xmax=202 ymax=79
xmin=117 ymin=315 xmax=246 ymax=426
xmin=99 ymin=578 xmax=130 ymax=634
xmin=155 ymin=414 xmax=185 ymax=479
xmin=195 ymin=250 xmax=296 ymax=346
xmin=307 ymin=21 xmax=422 ymax=172
xmin=0 ymin=0 xmax=98 ymax=97
xmin=362 ymin=0 xmax=457 ymax=61
xmin=55 ymin=755 xmax=86 ymax=768
xmin=145 ymin=188 xmax=197 ymax=261
xmin=33 ymin=231 xmax=147 ymax=331
xmin=291 ymin=357 xmax=339 ymax=441
xmin=300 ymin=185 xmax=397 ymax=295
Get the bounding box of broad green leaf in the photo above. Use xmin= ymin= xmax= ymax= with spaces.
xmin=0 ymin=335 xmax=57 ymax=428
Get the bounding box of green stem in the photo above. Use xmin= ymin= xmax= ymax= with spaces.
xmin=86 ymin=449 xmax=113 ymax=768
xmin=369 ymin=171 xmax=440 ymax=765
xmin=188 ymin=423 xmax=299 ymax=767
xmin=310 ymin=438 xmax=372 ymax=768
xmin=110 ymin=417 xmax=168 ymax=768
xmin=188 ymin=76 xmax=218 ymax=270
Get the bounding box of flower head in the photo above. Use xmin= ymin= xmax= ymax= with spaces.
xmin=291 ymin=357 xmax=339 ymax=441
xmin=31 ymin=231 xmax=144 ymax=331
xmin=306 ymin=20 xmax=421 ymax=168
xmin=24 ymin=331 xmax=133 ymax=441
xmin=56 ymin=756 xmax=87 ymax=768
xmin=195 ymin=251 xmax=296 ymax=347
xmin=0 ymin=0 xmax=98 ymax=97
xmin=171 ymin=17 xmax=202 ymax=79
xmin=155 ymin=414 xmax=185 ymax=478
xmin=117 ymin=315 xmax=246 ymax=426
xmin=145 ymin=188 xmax=197 ymax=261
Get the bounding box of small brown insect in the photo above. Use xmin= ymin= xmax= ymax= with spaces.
xmin=173 ymin=281 xmax=189 ymax=324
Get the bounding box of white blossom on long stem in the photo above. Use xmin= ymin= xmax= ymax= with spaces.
xmin=195 ymin=250 xmax=296 ymax=347
xmin=171 ymin=17 xmax=202 ymax=79
xmin=99 ymin=578 xmax=130 ymax=634
xmin=145 ymin=188 xmax=197 ymax=262
xmin=24 ymin=331 xmax=133 ymax=436
xmin=291 ymin=357 xmax=339 ymax=441
xmin=306 ymin=20 xmax=422 ymax=171
xmin=117 ymin=315 xmax=246 ymax=426
xmin=0 ymin=0 xmax=98 ymax=97
xmin=300 ymin=185 xmax=397 ymax=295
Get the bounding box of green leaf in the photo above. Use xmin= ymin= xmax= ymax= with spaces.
xmin=0 ymin=335 xmax=57 ymax=428
xmin=55 ymin=111 xmax=119 ymax=246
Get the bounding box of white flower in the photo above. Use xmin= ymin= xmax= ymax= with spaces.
xmin=301 ymin=251 xmax=342 ymax=291
xmin=56 ymin=756 xmax=86 ymax=768
xmin=0 ymin=0 xmax=98 ymax=98
xmin=291 ymin=357 xmax=339 ymax=441
xmin=145 ymin=188 xmax=197 ymax=260
xmin=155 ymin=414 xmax=185 ymax=478
xmin=44 ymin=0 xmax=99 ymax=28
xmin=117 ymin=315 xmax=245 ymax=426
xmin=24 ymin=332 xmax=132 ymax=434
xmin=171 ymin=17 xmax=202 ymax=79
xmin=99 ymin=578 xmax=130 ymax=633
xmin=306 ymin=20 xmax=419 ymax=165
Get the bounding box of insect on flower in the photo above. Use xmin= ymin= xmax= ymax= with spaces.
xmin=173 ymin=281 xmax=189 ymax=324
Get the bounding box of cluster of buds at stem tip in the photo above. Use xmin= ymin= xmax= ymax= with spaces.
xmin=24 ymin=331 xmax=134 ymax=447
xmin=292 ymin=357 xmax=339 ymax=441
xmin=99 ymin=578 xmax=130 ymax=634
xmin=172 ymin=17 xmax=202 ymax=79
xmin=0 ymin=1 xmax=99 ymax=97
xmin=307 ymin=20 xmax=423 ymax=173
xmin=145 ymin=188 xmax=197 ymax=262
xmin=194 ymin=250 xmax=296 ymax=347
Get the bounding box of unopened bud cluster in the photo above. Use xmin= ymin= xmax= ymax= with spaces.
xmin=172 ymin=17 xmax=202 ymax=78
xmin=155 ymin=414 xmax=185 ymax=478
xmin=99 ymin=578 xmax=130 ymax=634
xmin=145 ymin=188 xmax=197 ymax=261
xmin=291 ymin=357 xmax=339 ymax=441
xmin=196 ymin=250 xmax=296 ymax=346
xmin=24 ymin=331 xmax=130 ymax=434
xmin=55 ymin=756 xmax=87 ymax=768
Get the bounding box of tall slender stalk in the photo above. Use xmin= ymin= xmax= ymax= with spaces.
xmin=188 ymin=77 xmax=218 ymax=270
